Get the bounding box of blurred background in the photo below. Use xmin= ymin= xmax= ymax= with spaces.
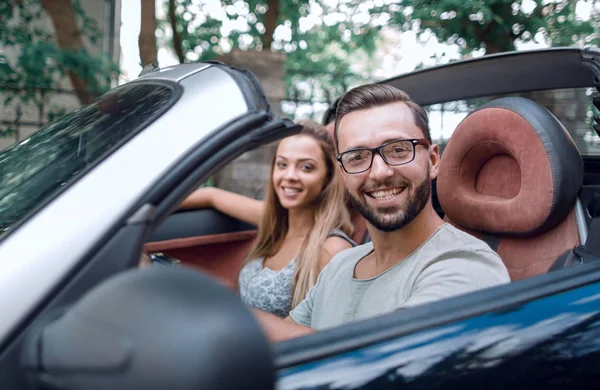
xmin=1 ymin=0 xmax=599 ymax=197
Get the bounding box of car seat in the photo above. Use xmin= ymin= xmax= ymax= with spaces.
xmin=437 ymin=97 xmax=586 ymax=281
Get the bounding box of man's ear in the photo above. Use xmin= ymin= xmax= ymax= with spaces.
xmin=429 ymin=143 xmax=441 ymax=180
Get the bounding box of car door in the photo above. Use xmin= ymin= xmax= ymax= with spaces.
xmin=274 ymin=261 xmax=600 ymax=390
xmin=0 ymin=62 xmax=300 ymax=389
xmin=144 ymin=207 xmax=257 ymax=288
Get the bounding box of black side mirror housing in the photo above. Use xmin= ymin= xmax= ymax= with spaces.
xmin=21 ymin=267 xmax=274 ymax=390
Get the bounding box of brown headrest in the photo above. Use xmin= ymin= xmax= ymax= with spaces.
xmin=437 ymin=97 xmax=583 ymax=236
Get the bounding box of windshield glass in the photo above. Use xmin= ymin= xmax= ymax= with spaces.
xmin=0 ymin=81 xmax=177 ymax=236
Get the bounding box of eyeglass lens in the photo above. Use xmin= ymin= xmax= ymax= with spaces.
xmin=341 ymin=140 xmax=414 ymax=173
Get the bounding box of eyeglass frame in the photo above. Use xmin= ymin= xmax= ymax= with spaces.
xmin=336 ymin=138 xmax=431 ymax=174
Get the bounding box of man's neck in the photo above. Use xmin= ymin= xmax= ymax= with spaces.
xmin=368 ymin=204 xmax=445 ymax=270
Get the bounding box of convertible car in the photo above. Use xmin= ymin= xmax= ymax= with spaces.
xmin=0 ymin=47 xmax=599 ymax=390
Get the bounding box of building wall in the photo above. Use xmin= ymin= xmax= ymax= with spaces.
xmin=0 ymin=0 xmax=121 ymax=151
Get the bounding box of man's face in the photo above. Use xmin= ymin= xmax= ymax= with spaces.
xmin=337 ymin=102 xmax=439 ymax=232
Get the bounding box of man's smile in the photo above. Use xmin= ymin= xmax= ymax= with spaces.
xmin=365 ymin=186 xmax=406 ymax=200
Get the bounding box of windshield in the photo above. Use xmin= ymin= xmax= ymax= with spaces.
xmin=0 ymin=81 xmax=177 ymax=237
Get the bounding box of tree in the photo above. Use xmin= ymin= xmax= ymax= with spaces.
xmin=375 ymin=0 xmax=600 ymax=55
xmin=158 ymin=1 xmax=599 ymax=116
xmin=158 ymin=0 xmax=386 ymax=115
xmin=168 ymin=0 xmax=185 ymax=63
xmin=140 ymin=0 xmax=158 ymax=66
xmin=0 ymin=0 xmax=119 ymax=135
xmin=373 ymin=0 xmax=600 ymax=153
xmin=40 ymin=0 xmax=99 ymax=104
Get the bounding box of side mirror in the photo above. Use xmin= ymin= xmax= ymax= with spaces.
xmin=21 ymin=267 xmax=274 ymax=390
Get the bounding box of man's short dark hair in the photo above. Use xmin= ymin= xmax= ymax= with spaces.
xmin=322 ymin=97 xmax=341 ymax=126
xmin=334 ymin=84 xmax=431 ymax=151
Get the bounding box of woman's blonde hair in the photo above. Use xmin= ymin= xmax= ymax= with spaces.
xmin=241 ymin=119 xmax=353 ymax=308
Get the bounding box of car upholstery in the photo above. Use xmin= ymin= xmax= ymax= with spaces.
xmin=437 ymin=97 xmax=584 ymax=280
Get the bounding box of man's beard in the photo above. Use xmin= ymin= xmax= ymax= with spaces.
xmin=348 ymin=171 xmax=431 ymax=233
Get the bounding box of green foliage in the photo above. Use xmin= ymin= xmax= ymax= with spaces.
xmin=545 ymin=1 xmax=600 ymax=47
xmin=158 ymin=0 xmax=599 ymax=123
xmin=0 ymin=0 xmax=120 ymax=136
xmin=201 ymin=177 xmax=215 ymax=187
xmin=159 ymin=0 xmax=384 ymax=118
xmin=373 ymin=0 xmax=600 ymax=54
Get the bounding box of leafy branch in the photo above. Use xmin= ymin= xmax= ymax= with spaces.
xmin=0 ymin=0 xmax=120 ymax=136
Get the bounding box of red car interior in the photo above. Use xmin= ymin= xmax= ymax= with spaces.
xmin=437 ymin=97 xmax=584 ymax=280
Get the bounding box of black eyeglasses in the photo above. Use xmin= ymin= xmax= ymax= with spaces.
xmin=336 ymin=138 xmax=431 ymax=174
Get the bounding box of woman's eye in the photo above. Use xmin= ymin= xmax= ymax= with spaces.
xmin=276 ymin=162 xmax=286 ymax=168
xmin=301 ymin=165 xmax=314 ymax=171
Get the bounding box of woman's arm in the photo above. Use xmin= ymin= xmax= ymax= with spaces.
xmin=179 ymin=187 xmax=264 ymax=227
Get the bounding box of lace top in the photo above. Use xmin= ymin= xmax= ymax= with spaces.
xmin=238 ymin=229 xmax=356 ymax=317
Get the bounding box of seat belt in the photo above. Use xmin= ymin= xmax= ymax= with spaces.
xmin=550 ymin=217 xmax=600 ymax=272
xmin=575 ymin=217 xmax=600 ymax=260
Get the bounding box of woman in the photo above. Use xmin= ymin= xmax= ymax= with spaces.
xmin=181 ymin=120 xmax=355 ymax=317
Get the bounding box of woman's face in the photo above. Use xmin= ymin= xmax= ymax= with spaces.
xmin=272 ymin=135 xmax=329 ymax=210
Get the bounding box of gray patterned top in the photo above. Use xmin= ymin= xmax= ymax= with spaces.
xmin=238 ymin=229 xmax=356 ymax=318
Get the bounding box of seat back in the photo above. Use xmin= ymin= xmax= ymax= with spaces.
xmin=437 ymin=97 xmax=584 ymax=280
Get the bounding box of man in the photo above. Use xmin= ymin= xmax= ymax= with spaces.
xmin=254 ymin=84 xmax=510 ymax=341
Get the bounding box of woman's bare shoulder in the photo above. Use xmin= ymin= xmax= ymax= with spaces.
xmin=323 ymin=236 xmax=353 ymax=255
xmin=318 ymin=236 xmax=354 ymax=271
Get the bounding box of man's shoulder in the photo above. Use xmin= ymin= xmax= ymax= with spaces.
xmin=435 ymin=223 xmax=497 ymax=254
xmin=423 ymin=224 xmax=509 ymax=282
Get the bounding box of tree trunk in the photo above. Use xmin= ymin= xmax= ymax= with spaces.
xmin=484 ymin=41 xmax=504 ymax=54
xmin=168 ymin=0 xmax=185 ymax=63
xmin=139 ymin=0 xmax=158 ymax=66
xmin=263 ymin=0 xmax=279 ymax=50
xmin=40 ymin=0 xmax=94 ymax=105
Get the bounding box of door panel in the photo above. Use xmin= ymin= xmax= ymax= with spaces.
xmin=275 ymin=266 xmax=600 ymax=389
xmin=144 ymin=209 xmax=256 ymax=288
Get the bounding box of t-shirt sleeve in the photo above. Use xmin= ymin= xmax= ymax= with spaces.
xmin=290 ymin=285 xmax=317 ymax=326
xmin=398 ymin=249 xmax=510 ymax=310
xmin=288 ymin=256 xmax=338 ymax=327
xmin=288 ymin=279 xmax=318 ymax=327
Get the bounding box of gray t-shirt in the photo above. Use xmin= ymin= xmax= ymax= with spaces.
xmin=289 ymin=223 xmax=510 ymax=329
